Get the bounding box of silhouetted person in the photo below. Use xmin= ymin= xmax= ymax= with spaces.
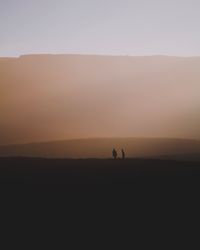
xmin=121 ymin=149 xmax=125 ymax=159
xmin=112 ymin=148 xmax=117 ymax=159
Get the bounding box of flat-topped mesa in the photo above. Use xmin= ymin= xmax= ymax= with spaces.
xmin=0 ymin=55 xmax=200 ymax=145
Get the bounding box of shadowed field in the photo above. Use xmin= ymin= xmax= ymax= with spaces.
xmin=1 ymin=157 xmax=200 ymax=192
xmin=1 ymin=157 xmax=200 ymax=244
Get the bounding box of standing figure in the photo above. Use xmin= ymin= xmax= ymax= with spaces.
xmin=112 ymin=148 xmax=117 ymax=159
xmin=121 ymin=149 xmax=125 ymax=159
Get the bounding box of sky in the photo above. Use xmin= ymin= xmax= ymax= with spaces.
xmin=0 ymin=0 xmax=200 ymax=57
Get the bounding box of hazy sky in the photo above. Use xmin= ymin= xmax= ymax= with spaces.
xmin=0 ymin=0 xmax=200 ymax=57
xmin=1 ymin=55 xmax=200 ymax=144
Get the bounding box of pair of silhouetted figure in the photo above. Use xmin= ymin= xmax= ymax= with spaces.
xmin=112 ymin=148 xmax=125 ymax=159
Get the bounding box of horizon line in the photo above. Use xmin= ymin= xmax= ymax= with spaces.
xmin=1 ymin=53 xmax=200 ymax=59
xmin=1 ymin=136 xmax=199 ymax=147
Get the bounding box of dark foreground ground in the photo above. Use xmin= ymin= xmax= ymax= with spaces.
xmin=1 ymin=157 xmax=200 ymax=205
xmin=1 ymin=157 xmax=200 ymax=191
xmin=1 ymin=157 xmax=200 ymax=246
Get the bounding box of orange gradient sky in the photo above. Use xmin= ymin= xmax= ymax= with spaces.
xmin=0 ymin=55 xmax=200 ymax=145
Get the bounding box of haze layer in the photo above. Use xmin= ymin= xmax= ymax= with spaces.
xmin=0 ymin=55 xmax=200 ymax=145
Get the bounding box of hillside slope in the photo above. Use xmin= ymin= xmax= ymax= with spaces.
xmin=0 ymin=138 xmax=200 ymax=160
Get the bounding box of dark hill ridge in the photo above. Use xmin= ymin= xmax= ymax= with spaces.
xmin=0 ymin=138 xmax=200 ymax=160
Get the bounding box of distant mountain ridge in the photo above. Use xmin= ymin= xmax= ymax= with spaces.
xmin=1 ymin=54 xmax=200 ymax=145
xmin=0 ymin=138 xmax=200 ymax=160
